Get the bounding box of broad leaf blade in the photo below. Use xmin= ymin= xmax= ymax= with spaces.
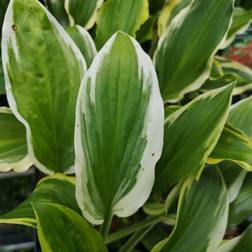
xmin=152 ymin=168 xmax=229 ymax=252
xmin=0 ymin=174 xmax=79 ymax=227
xmin=2 ymin=0 xmax=86 ymax=174
xmin=33 ymin=202 xmax=108 ymax=252
xmin=65 ymin=0 xmax=104 ymax=29
xmin=96 ymin=0 xmax=149 ymax=48
xmin=216 ymin=225 xmax=252 ymax=252
xmin=0 ymin=107 xmax=31 ymax=172
xmin=75 ymin=32 xmax=164 ymax=224
xmin=65 ymin=25 xmax=97 ymax=67
xmin=155 ymin=85 xmax=233 ymax=192
xmin=209 ymin=124 xmax=252 ymax=171
xmin=154 ymin=0 xmax=234 ymax=101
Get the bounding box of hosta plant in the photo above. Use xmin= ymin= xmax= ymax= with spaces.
xmin=1 ymin=0 xmax=252 ymax=251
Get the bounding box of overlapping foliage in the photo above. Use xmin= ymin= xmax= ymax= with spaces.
xmin=1 ymin=0 xmax=252 ymax=251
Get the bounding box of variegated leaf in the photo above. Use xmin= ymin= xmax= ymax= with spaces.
xmin=209 ymin=124 xmax=252 ymax=171
xmin=2 ymin=0 xmax=86 ymax=174
xmin=96 ymin=0 xmax=149 ymax=48
xmin=75 ymin=32 xmax=164 ymax=225
xmin=157 ymin=0 xmax=192 ymax=37
xmin=152 ymin=168 xmax=229 ymax=252
xmin=0 ymin=174 xmax=79 ymax=227
xmin=154 ymin=0 xmax=234 ymax=101
xmin=65 ymin=0 xmax=104 ymax=29
xmin=222 ymin=7 xmax=252 ymax=49
xmin=228 ymin=173 xmax=252 ymax=228
xmin=44 ymin=0 xmax=69 ymax=26
xmin=0 ymin=107 xmax=31 ymax=172
xmin=228 ymin=96 xmax=252 ymax=138
xmin=219 ymin=161 xmax=246 ymax=203
xmin=65 ymin=25 xmax=97 ymax=67
xmin=216 ymin=225 xmax=252 ymax=252
xmin=154 ymin=85 xmax=233 ymax=193
xmin=34 ymin=202 xmax=108 ymax=252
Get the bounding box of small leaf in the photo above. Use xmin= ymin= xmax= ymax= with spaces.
xmin=0 ymin=174 xmax=79 ymax=227
xmin=228 ymin=96 xmax=252 ymax=138
xmin=2 ymin=0 xmax=86 ymax=174
xmin=44 ymin=0 xmax=69 ymax=26
xmin=33 ymin=202 xmax=108 ymax=252
xmin=152 ymin=167 xmax=229 ymax=252
xmin=154 ymin=85 xmax=233 ymax=192
xmin=228 ymin=173 xmax=252 ymax=228
xmin=223 ymin=7 xmax=252 ymax=48
xmin=202 ymin=57 xmax=252 ymax=95
xmin=216 ymin=225 xmax=252 ymax=252
xmin=209 ymin=124 xmax=252 ymax=171
xmin=75 ymin=32 xmax=164 ymax=224
xmin=0 ymin=107 xmax=31 ymax=172
xmin=65 ymin=25 xmax=97 ymax=67
xmin=154 ymin=0 xmax=234 ymax=101
xmin=96 ymin=0 xmax=149 ymax=48
xmin=65 ymin=0 xmax=104 ymax=29
xmin=219 ymin=161 xmax=246 ymax=203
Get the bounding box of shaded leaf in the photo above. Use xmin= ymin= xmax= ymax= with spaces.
xmin=219 ymin=161 xmax=246 ymax=203
xmin=44 ymin=0 xmax=69 ymax=26
xmin=228 ymin=173 xmax=252 ymax=227
xmin=2 ymin=0 xmax=86 ymax=174
xmin=223 ymin=7 xmax=252 ymax=48
xmin=65 ymin=25 xmax=97 ymax=67
xmin=75 ymin=32 xmax=164 ymax=224
xmin=216 ymin=225 xmax=252 ymax=252
xmin=0 ymin=107 xmax=31 ymax=172
xmin=0 ymin=174 xmax=79 ymax=227
xmin=228 ymin=96 xmax=252 ymax=138
xmin=209 ymin=124 xmax=252 ymax=171
xmin=65 ymin=0 xmax=104 ymax=29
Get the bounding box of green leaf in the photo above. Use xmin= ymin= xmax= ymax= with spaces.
xmin=96 ymin=0 xmax=149 ymax=48
xmin=228 ymin=173 xmax=252 ymax=227
xmin=154 ymin=85 xmax=233 ymax=193
xmin=75 ymin=32 xmax=164 ymax=225
xmin=209 ymin=124 xmax=252 ymax=171
xmin=152 ymin=167 xmax=229 ymax=252
xmin=219 ymin=161 xmax=246 ymax=203
xmin=44 ymin=0 xmax=69 ymax=26
xmin=65 ymin=25 xmax=97 ymax=67
xmin=157 ymin=0 xmax=192 ymax=37
xmin=228 ymin=96 xmax=252 ymax=138
xmin=65 ymin=0 xmax=104 ymax=29
xmin=202 ymin=57 xmax=252 ymax=95
xmin=223 ymin=7 xmax=252 ymax=48
xmin=164 ymin=105 xmax=181 ymax=118
xmin=0 ymin=107 xmax=31 ymax=172
xmin=2 ymin=0 xmax=86 ymax=174
xmin=154 ymin=0 xmax=234 ymax=101
xmin=33 ymin=202 xmax=108 ymax=252
xmin=0 ymin=174 xmax=79 ymax=227
xmin=0 ymin=54 xmax=5 ymax=95
xmin=216 ymin=225 xmax=252 ymax=252
xmin=136 ymin=15 xmax=157 ymax=44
